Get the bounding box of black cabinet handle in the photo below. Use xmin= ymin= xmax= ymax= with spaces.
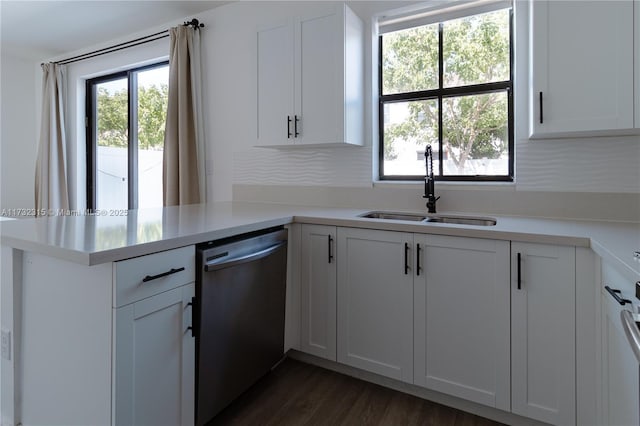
xmin=539 ymin=92 xmax=544 ymax=124
xmin=328 ymin=235 xmax=334 ymax=264
xmin=294 ymin=115 xmax=300 ymax=137
xmin=416 ymin=243 xmax=422 ymax=276
xmin=517 ymin=252 xmax=522 ymax=290
xmin=186 ymin=297 xmax=196 ymax=337
xmin=287 ymin=116 xmax=292 ymax=138
xmin=142 ymin=267 xmax=185 ymax=283
xmin=404 ymin=242 xmax=409 ymax=275
xmin=605 ymin=285 xmax=632 ymax=306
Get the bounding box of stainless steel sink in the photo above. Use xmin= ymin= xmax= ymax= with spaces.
xmin=359 ymin=211 xmax=497 ymax=226
xmin=424 ymin=215 xmax=497 ymax=226
xmin=359 ymin=211 xmax=427 ymax=221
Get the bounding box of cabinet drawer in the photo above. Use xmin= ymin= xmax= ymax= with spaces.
xmin=114 ymin=246 xmax=195 ymax=307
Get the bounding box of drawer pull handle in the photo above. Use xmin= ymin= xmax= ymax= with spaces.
xmin=142 ymin=267 xmax=185 ymax=283
xmin=605 ymin=285 xmax=632 ymax=306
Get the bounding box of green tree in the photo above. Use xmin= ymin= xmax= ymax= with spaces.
xmin=382 ymin=10 xmax=510 ymax=172
xmin=138 ymin=84 xmax=168 ymax=150
xmin=96 ymin=83 xmax=168 ymax=150
xmin=97 ymin=87 xmax=127 ymax=147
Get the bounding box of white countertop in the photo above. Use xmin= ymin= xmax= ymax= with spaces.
xmin=1 ymin=201 xmax=639 ymax=281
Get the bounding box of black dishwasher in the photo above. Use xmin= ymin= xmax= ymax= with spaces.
xmin=195 ymin=227 xmax=288 ymax=425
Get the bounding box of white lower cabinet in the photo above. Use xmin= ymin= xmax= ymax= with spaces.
xmin=600 ymin=262 xmax=640 ymax=426
xmin=16 ymin=246 xmax=196 ymax=426
xmin=414 ymin=235 xmax=510 ymax=411
xmin=299 ymin=224 xmax=337 ymax=360
xmin=336 ymin=227 xmax=414 ymax=383
xmin=112 ymin=246 xmax=196 ymax=426
xmin=114 ymin=283 xmax=195 ymax=426
xmin=298 ymin=226 xmax=582 ymax=425
xmin=511 ymin=242 xmax=576 ymax=425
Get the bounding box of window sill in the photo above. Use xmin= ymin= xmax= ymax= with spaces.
xmin=373 ymin=180 xmax=516 ymax=192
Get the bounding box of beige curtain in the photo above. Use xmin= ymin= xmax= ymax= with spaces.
xmin=35 ymin=63 xmax=70 ymax=214
xmin=163 ymin=26 xmax=205 ymax=206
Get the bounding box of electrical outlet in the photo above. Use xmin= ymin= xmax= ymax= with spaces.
xmin=1 ymin=330 xmax=11 ymax=360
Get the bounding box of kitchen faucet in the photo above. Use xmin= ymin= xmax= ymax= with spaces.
xmin=423 ymin=145 xmax=440 ymax=213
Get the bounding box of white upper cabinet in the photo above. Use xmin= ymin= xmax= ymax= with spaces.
xmin=256 ymin=20 xmax=295 ymax=146
xmin=529 ymin=0 xmax=635 ymax=138
xmin=256 ymin=3 xmax=364 ymax=147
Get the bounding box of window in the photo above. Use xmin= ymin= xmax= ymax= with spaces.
xmin=86 ymin=62 xmax=169 ymax=210
xmin=379 ymin=5 xmax=513 ymax=181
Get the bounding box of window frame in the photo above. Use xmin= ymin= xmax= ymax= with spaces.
xmin=378 ymin=8 xmax=514 ymax=182
xmin=85 ymin=61 xmax=169 ymax=210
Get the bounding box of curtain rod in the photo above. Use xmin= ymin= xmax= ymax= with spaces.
xmin=46 ymin=19 xmax=204 ymax=66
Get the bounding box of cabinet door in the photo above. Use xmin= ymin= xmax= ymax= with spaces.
xmin=530 ymin=0 xmax=634 ymax=137
xmin=414 ymin=235 xmax=510 ymax=411
xmin=295 ymin=4 xmax=363 ymax=146
xmin=300 ymin=224 xmax=337 ymax=360
xmin=295 ymin=8 xmax=342 ymax=144
xmin=635 ymin=0 xmax=640 ymax=128
xmin=337 ymin=228 xmax=413 ymax=383
xmin=257 ymin=21 xmax=294 ymax=146
xmin=601 ymin=263 xmax=640 ymax=426
xmin=511 ymin=243 xmax=575 ymax=425
xmin=114 ymin=284 xmax=195 ymax=426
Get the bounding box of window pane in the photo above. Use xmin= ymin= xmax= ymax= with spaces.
xmin=382 ymin=100 xmax=439 ymax=176
xmin=136 ymin=66 xmax=168 ymax=209
xmin=443 ymin=9 xmax=510 ymax=88
xmin=382 ymin=24 xmax=439 ymax=95
xmin=96 ymin=78 xmax=128 ymax=209
xmin=442 ymin=91 xmax=509 ymax=176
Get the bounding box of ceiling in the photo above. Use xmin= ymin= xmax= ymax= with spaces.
xmin=0 ymin=1 xmax=229 ymax=59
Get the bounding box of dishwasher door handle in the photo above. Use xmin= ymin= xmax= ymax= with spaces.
xmin=621 ymin=310 xmax=640 ymax=363
xmin=204 ymin=241 xmax=287 ymax=272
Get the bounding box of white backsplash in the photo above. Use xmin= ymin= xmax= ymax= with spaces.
xmin=233 ymin=146 xmax=373 ymax=188
xmin=233 ymin=183 xmax=640 ymax=223
xmin=516 ymin=135 xmax=640 ymax=193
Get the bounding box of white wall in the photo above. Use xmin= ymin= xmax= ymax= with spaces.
xmin=1 ymin=1 xmax=638 ymax=217
xmin=208 ymin=1 xmax=398 ymax=193
xmin=213 ymin=1 xmax=640 ymax=195
xmin=512 ymin=0 xmax=640 ymax=193
xmin=198 ymin=1 xmax=395 ymax=200
xmin=0 ymin=53 xmax=39 ymax=211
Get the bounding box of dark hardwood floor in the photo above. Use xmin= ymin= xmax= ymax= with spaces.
xmin=209 ymin=358 xmax=505 ymax=426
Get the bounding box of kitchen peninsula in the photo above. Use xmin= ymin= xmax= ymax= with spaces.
xmin=1 ymin=201 xmax=639 ymax=425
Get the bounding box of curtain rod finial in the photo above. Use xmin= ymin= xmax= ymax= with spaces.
xmin=183 ymin=18 xmax=204 ymax=29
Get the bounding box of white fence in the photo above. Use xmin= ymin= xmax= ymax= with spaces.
xmin=97 ymin=146 xmax=163 ymax=209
